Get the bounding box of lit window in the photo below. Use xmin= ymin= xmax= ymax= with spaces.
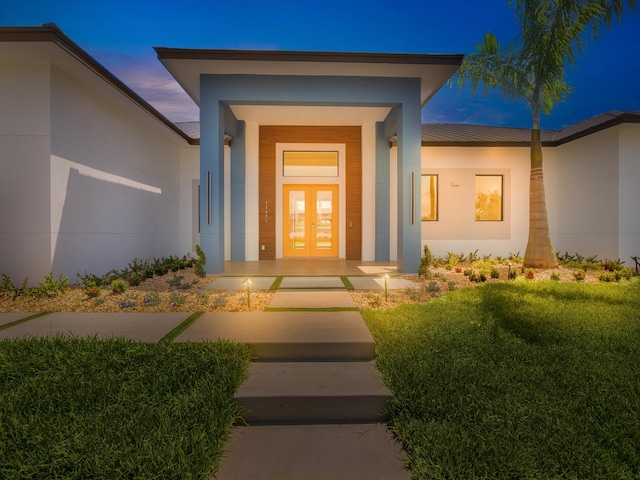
xmin=475 ymin=175 xmax=503 ymax=221
xmin=421 ymin=175 xmax=438 ymax=221
xmin=283 ymin=151 xmax=338 ymax=177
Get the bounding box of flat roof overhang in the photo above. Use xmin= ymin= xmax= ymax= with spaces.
xmin=154 ymin=48 xmax=464 ymax=108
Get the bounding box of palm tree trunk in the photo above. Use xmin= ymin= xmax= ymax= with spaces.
xmin=524 ymin=120 xmax=558 ymax=268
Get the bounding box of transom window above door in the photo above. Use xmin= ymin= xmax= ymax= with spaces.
xmin=283 ymin=151 xmax=339 ymax=177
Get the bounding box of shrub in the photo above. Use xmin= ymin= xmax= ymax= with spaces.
xmin=84 ymin=280 xmax=101 ymax=299
xmin=490 ymin=267 xmax=500 ymax=279
xmin=111 ymin=279 xmax=127 ymax=294
xmin=550 ymin=271 xmax=561 ymax=281
xmin=194 ymin=244 xmax=207 ymax=278
xmin=418 ymin=245 xmax=433 ymax=279
xmin=524 ymin=269 xmax=535 ymax=280
xmin=573 ymin=270 xmax=586 ymax=282
xmin=143 ymin=291 xmax=161 ymax=306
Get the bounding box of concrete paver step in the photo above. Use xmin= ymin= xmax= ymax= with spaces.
xmin=268 ymin=290 xmax=356 ymax=309
xmin=176 ymin=311 xmax=375 ymax=360
xmin=0 ymin=312 xmax=189 ymax=342
xmin=213 ymin=424 xmax=409 ymax=480
xmin=235 ymin=361 xmax=390 ymax=424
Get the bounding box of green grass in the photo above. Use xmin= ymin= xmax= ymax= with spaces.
xmin=363 ymin=279 xmax=640 ymax=480
xmin=0 ymin=337 xmax=251 ymax=480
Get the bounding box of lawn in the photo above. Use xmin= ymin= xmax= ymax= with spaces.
xmin=0 ymin=337 xmax=251 ymax=480
xmin=363 ymin=279 xmax=640 ymax=480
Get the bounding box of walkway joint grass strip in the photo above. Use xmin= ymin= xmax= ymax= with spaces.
xmin=270 ymin=276 xmax=283 ymax=290
xmin=159 ymin=311 xmax=205 ymax=344
xmin=0 ymin=312 xmax=51 ymax=332
xmin=341 ymin=276 xmax=354 ymax=290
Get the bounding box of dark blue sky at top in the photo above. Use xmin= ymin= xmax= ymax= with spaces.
xmin=3 ymin=0 xmax=639 ymax=129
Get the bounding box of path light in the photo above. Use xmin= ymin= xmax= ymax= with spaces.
xmin=508 ymin=262 xmax=513 ymax=280
xmin=244 ymin=278 xmax=252 ymax=309
xmin=383 ymin=274 xmax=389 ymax=302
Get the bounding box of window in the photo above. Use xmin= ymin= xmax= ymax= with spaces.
xmin=283 ymin=151 xmax=339 ymax=177
xmin=421 ymin=175 xmax=438 ymax=221
xmin=475 ymin=175 xmax=503 ymax=221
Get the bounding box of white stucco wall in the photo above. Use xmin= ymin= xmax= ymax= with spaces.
xmin=419 ymin=145 xmax=531 ymax=259
xmin=48 ymin=64 xmax=187 ymax=280
xmin=618 ymin=123 xmax=640 ymax=263
xmin=0 ymin=50 xmax=191 ymax=285
xmin=551 ymin=127 xmax=621 ymax=260
xmin=179 ymin=147 xmax=200 ymax=255
xmin=0 ymin=60 xmax=53 ymax=284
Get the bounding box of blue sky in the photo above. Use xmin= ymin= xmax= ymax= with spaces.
xmin=3 ymin=0 xmax=639 ymax=129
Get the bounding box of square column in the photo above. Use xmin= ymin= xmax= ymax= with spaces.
xmin=200 ymin=84 xmax=226 ymax=273
xmin=396 ymin=102 xmax=422 ymax=274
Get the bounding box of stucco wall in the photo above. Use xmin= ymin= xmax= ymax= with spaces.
xmin=551 ymin=127 xmax=621 ymax=259
xmin=419 ymin=145 xmax=531 ymax=259
xmin=0 ymin=60 xmax=52 ymax=284
xmin=618 ymin=124 xmax=640 ymax=263
xmin=47 ymin=64 xmax=187 ymax=280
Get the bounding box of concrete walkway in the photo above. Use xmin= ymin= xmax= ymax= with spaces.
xmin=0 ymin=275 xmax=410 ymax=479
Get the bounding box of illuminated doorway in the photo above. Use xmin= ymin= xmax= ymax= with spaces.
xmin=283 ymin=184 xmax=339 ymax=257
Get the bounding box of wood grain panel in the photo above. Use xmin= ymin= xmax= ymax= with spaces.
xmin=259 ymin=126 xmax=362 ymax=260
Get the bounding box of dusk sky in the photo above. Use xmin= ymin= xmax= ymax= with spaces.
xmin=3 ymin=0 xmax=639 ymax=130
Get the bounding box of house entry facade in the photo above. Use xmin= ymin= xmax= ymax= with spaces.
xmin=1 ymin=25 xmax=638 ymax=284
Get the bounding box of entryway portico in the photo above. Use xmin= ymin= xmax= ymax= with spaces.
xmin=156 ymin=48 xmax=463 ymax=273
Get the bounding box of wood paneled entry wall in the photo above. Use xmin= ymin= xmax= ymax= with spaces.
xmin=259 ymin=126 xmax=362 ymax=260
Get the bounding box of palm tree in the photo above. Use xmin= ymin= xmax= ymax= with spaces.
xmin=457 ymin=0 xmax=636 ymax=268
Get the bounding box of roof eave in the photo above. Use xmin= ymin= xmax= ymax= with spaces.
xmin=1 ymin=24 xmax=197 ymax=145
xmin=154 ymin=47 xmax=464 ymax=66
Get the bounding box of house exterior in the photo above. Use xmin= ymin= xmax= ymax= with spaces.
xmin=1 ymin=25 xmax=638 ymax=285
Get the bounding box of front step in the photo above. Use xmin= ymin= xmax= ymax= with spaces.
xmin=176 ymin=311 xmax=376 ymax=361
xmin=235 ymin=361 xmax=390 ymax=424
xmin=214 ymin=424 xmax=408 ymax=480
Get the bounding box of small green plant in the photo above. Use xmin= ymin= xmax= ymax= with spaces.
xmin=1 ymin=274 xmax=29 ymax=300
xmin=170 ymin=291 xmax=187 ymax=306
xmin=406 ymin=288 xmax=421 ymax=301
xmin=212 ymin=292 xmax=228 ymax=309
xmin=467 ymin=249 xmax=480 ymax=263
xmin=119 ymin=298 xmax=137 ymax=309
xmin=194 ymin=244 xmax=207 ymax=278
xmin=524 ymin=268 xmax=535 ymax=280
xmin=550 ymin=271 xmax=561 ymax=281
xmin=418 ymin=245 xmax=433 ymax=279
xmin=490 ymin=267 xmax=500 ymax=279
xmin=508 ymin=268 xmax=517 ymax=280
xmin=77 ymin=271 xmax=104 ymax=287
xmin=599 ymin=272 xmax=616 ymax=282
xmin=425 ymin=281 xmax=442 ymax=296
xmin=30 ymin=272 xmax=68 ymax=298
xmin=143 ymin=291 xmax=162 ymax=306
xmin=446 ymin=252 xmax=460 ymax=270
xmin=111 ymin=279 xmax=127 ymax=294
xmin=84 ymin=280 xmax=101 ymax=299
xmin=573 ymin=270 xmax=586 ymax=282
xmin=167 ymin=274 xmax=185 ymax=288
xmin=508 ymin=251 xmax=523 ymax=263
xmin=167 ymin=273 xmax=198 ymax=290
xmin=127 ymin=271 xmax=145 ymax=287
xmin=447 ymin=281 xmax=457 ymax=291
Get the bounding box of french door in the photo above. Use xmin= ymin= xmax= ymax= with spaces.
xmin=283 ymin=184 xmax=338 ymax=257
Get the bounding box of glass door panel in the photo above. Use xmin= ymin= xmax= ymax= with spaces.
xmin=287 ymin=189 xmax=306 ymax=250
xmin=283 ymin=185 xmax=338 ymax=257
xmin=315 ymin=190 xmax=333 ymax=250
